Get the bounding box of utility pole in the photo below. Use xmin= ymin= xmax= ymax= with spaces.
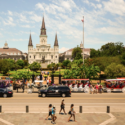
xmin=82 ymin=16 xmax=84 ymax=64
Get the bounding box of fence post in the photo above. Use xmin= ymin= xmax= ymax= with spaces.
xmin=0 ymin=105 xmax=2 ymax=113
xmin=26 ymin=105 xmax=29 ymax=113
xmin=107 ymin=106 xmax=110 ymax=113
xmin=79 ymin=106 xmax=82 ymax=113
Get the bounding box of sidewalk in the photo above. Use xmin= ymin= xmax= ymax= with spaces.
xmin=0 ymin=113 xmax=116 ymax=125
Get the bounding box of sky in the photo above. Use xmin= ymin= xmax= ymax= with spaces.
xmin=0 ymin=0 xmax=125 ymax=53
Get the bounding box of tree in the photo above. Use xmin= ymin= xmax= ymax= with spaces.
xmin=100 ymin=42 xmax=124 ymax=56
xmin=104 ymin=63 xmax=125 ymax=78
xmin=62 ymin=60 xmax=71 ymax=68
xmin=0 ymin=60 xmax=10 ymax=74
xmin=72 ymin=46 xmax=82 ymax=60
xmin=28 ymin=62 xmax=41 ymax=71
xmin=23 ymin=60 xmax=29 ymax=66
xmin=16 ymin=60 xmax=25 ymax=68
xmin=5 ymin=59 xmax=15 ymax=70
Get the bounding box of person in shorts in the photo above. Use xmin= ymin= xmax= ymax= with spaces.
xmin=59 ymin=99 xmax=67 ymax=114
xmin=45 ymin=104 xmax=52 ymax=120
xmin=51 ymin=106 xmax=57 ymax=124
xmin=68 ymin=104 xmax=76 ymax=122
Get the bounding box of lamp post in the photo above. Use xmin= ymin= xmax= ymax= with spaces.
xmin=32 ymin=67 xmax=35 ymax=83
xmin=51 ymin=67 xmax=54 ymax=84
xmin=58 ymin=67 xmax=61 ymax=84
xmin=40 ymin=67 xmax=42 ymax=80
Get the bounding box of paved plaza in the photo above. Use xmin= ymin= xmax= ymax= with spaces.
xmin=0 ymin=113 xmax=114 ymax=125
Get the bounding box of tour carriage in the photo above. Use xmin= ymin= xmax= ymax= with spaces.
xmin=0 ymin=80 xmax=11 ymax=88
xmin=103 ymin=78 xmax=125 ymax=93
xmin=62 ymin=79 xmax=90 ymax=93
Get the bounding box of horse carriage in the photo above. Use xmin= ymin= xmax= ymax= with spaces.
xmin=103 ymin=78 xmax=125 ymax=93
xmin=27 ymin=80 xmax=48 ymax=93
xmin=62 ymin=79 xmax=90 ymax=93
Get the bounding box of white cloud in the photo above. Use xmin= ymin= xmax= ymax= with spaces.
xmin=21 ymin=25 xmax=31 ymax=28
xmin=97 ymin=27 xmax=125 ymax=35
xmin=8 ymin=11 xmax=13 ymax=16
xmin=11 ymin=39 xmax=28 ymax=42
xmin=20 ymin=31 xmax=36 ymax=35
xmin=3 ymin=17 xmax=15 ymax=26
xmin=95 ymin=0 xmax=100 ymax=2
xmin=59 ymin=47 xmax=69 ymax=53
xmin=103 ymin=0 xmax=125 ymax=16
xmin=20 ymin=14 xmax=29 ymax=23
xmin=30 ymin=14 xmax=42 ymax=22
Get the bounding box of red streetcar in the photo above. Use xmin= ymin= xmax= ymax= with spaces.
xmin=103 ymin=78 xmax=125 ymax=93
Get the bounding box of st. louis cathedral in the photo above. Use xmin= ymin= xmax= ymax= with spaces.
xmin=28 ymin=17 xmax=59 ymax=66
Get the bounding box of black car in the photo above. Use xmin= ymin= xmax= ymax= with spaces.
xmin=39 ymin=86 xmax=71 ymax=97
xmin=0 ymin=88 xmax=13 ymax=98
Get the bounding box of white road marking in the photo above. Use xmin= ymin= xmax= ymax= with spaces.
xmin=0 ymin=118 xmax=14 ymax=125
xmin=99 ymin=113 xmax=116 ymax=125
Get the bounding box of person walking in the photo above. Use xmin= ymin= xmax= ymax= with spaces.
xmin=59 ymin=99 xmax=67 ymax=114
xmin=68 ymin=104 xmax=76 ymax=122
xmin=95 ymin=84 xmax=99 ymax=94
xmin=47 ymin=79 xmax=49 ymax=86
xmin=51 ymin=106 xmax=57 ymax=124
xmin=99 ymin=84 xmax=102 ymax=94
xmin=45 ymin=104 xmax=52 ymax=120
xmin=90 ymin=84 xmax=93 ymax=94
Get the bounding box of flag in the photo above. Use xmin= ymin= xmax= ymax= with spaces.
xmin=81 ymin=19 xmax=84 ymax=22
xmin=81 ymin=16 xmax=84 ymax=22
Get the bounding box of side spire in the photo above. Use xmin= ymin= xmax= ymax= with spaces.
xmin=28 ymin=33 xmax=33 ymax=46
xmin=54 ymin=33 xmax=59 ymax=46
xmin=40 ymin=16 xmax=46 ymax=35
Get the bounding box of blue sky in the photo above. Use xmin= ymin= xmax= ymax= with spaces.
xmin=0 ymin=0 xmax=125 ymax=53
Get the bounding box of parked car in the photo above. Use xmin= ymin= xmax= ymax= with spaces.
xmin=0 ymin=88 xmax=13 ymax=98
xmin=38 ymin=86 xmax=71 ymax=97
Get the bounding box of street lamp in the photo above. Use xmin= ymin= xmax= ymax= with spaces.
xmin=58 ymin=67 xmax=61 ymax=75
xmin=58 ymin=67 xmax=61 ymax=84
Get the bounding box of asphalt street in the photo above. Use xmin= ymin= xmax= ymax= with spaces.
xmin=0 ymin=93 xmax=125 ymax=113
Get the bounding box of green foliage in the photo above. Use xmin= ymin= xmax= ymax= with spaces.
xmin=104 ymin=63 xmax=125 ymax=78
xmin=85 ymin=56 xmax=121 ymax=71
xmin=72 ymin=46 xmax=82 ymax=59
xmin=90 ymin=49 xmax=100 ymax=58
xmin=63 ymin=64 xmax=100 ymax=79
xmin=90 ymin=42 xmax=125 ymax=57
xmin=23 ymin=60 xmax=29 ymax=66
xmin=28 ymin=62 xmax=41 ymax=71
xmin=0 ymin=60 xmax=10 ymax=74
xmin=16 ymin=60 xmax=25 ymax=68
xmin=62 ymin=60 xmax=71 ymax=68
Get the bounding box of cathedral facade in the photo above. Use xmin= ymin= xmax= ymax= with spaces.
xmin=28 ymin=17 xmax=59 ymax=65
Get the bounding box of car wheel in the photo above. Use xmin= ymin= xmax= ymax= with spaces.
xmin=62 ymin=93 xmax=66 ymax=97
xmin=41 ymin=93 xmax=46 ymax=98
xmin=122 ymin=87 xmax=125 ymax=93
xmin=3 ymin=94 xmax=7 ymax=98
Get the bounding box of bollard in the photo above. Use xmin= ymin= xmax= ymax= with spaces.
xmin=26 ymin=106 xmax=29 ymax=113
xmin=0 ymin=105 xmax=2 ymax=113
xmin=79 ymin=106 xmax=82 ymax=113
xmin=107 ymin=106 xmax=110 ymax=113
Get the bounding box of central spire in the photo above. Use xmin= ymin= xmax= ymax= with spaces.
xmin=28 ymin=34 xmax=33 ymax=46
xmin=40 ymin=16 xmax=46 ymax=35
xmin=54 ymin=33 xmax=59 ymax=46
